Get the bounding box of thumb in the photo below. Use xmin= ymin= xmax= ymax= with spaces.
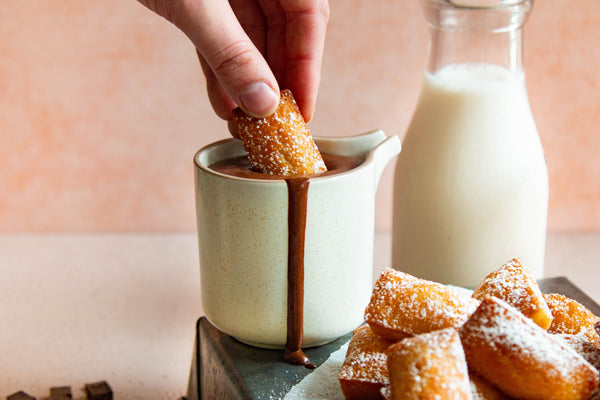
xmin=149 ymin=0 xmax=280 ymax=118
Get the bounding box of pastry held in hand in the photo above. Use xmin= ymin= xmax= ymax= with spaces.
xmin=386 ymin=328 xmax=473 ymax=400
xmin=364 ymin=268 xmax=480 ymax=342
xmin=233 ymin=89 xmax=327 ymax=177
xmin=460 ymin=297 xmax=599 ymax=400
xmin=472 ymin=257 xmax=553 ymax=330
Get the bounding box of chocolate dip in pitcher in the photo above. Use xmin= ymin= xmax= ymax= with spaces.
xmin=194 ymin=130 xmax=400 ymax=357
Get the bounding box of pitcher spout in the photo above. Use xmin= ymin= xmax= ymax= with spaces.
xmin=367 ymin=134 xmax=401 ymax=185
xmin=314 ymin=129 xmax=401 ymax=184
xmin=314 ymin=129 xmax=391 ymax=159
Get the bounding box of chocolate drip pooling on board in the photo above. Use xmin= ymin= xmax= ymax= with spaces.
xmin=283 ymin=177 xmax=315 ymax=369
xmin=210 ymin=153 xmax=363 ymax=367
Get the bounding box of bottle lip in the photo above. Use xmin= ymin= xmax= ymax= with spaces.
xmin=425 ymin=0 xmax=533 ymax=10
xmin=422 ymin=0 xmax=533 ymax=32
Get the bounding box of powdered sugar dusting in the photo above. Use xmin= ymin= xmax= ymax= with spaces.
xmin=558 ymin=333 xmax=600 ymax=400
xmin=284 ymin=341 xmax=348 ymax=400
xmin=234 ymin=90 xmax=326 ymax=177
xmin=338 ymin=325 xmax=391 ymax=384
xmin=545 ymin=292 xmax=600 ymax=344
xmin=388 ymin=328 xmax=472 ymax=400
xmin=461 ymin=297 xmax=596 ymax=387
xmin=559 ymin=333 xmax=600 ymax=370
xmin=365 ymin=268 xmax=479 ymax=337
xmin=472 ymin=258 xmax=551 ymax=327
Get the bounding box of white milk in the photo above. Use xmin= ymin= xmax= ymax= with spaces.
xmin=392 ymin=63 xmax=548 ymax=287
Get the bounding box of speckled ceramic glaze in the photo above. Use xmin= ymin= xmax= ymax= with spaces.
xmin=194 ymin=130 xmax=400 ymax=348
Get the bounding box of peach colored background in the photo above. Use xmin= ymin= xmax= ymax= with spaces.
xmin=0 ymin=0 xmax=598 ymax=233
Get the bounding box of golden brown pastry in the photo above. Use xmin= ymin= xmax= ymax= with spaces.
xmin=232 ymin=89 xmax=327 ymax=177
xmin=469 ymin=373 xmax=512 ymax=400
xmin=364 ymin=268 xmax=480 ymax=342
xmin=559 ymin=334 xmax=600 ymax=400
xmin=379 ymin=386 xmax=391 ymax=400
xmin=386 ymin=328 xmax=472 ymax=400
xmin=472 ymin=258 xmax=553 ymax=329
xmin=382 ymin=366 xmax=511 ymax=400
xmin=460 ymin=297 xmax=599 ymax=400
xmin=338 ymin=325 xmax=393 ymax=400
xmin=545 ymin=293 xmax=600 ymax=347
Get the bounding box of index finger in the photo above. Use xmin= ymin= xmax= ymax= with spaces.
xmin=164 ymin=0 xmax=281 ymax=118
xmin=279 ymin=0 xmax=330 ymax=122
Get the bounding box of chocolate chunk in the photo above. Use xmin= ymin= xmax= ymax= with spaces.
xmin=7 ymin=392 xmax=35 ymax=400
xmin=84 ymin=381 xmax=112 ymax=400
xmin=50 ymin=386 xmax=72 ymax=399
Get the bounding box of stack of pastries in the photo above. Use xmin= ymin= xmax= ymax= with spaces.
xmin=338 ymin=258 xmax=600 ymax=400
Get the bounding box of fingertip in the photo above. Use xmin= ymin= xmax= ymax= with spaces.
xmin=301 ymin=103 xmax=315 ymax=123
xmin=239 ymin=82 xmax=280 ymax=118
xmin=290 ymin=89 xmax=316 ymax=123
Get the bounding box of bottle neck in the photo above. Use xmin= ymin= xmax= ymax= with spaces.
xmin=422 ymin=0 xmax=532 ymax=74
xmin=427 ymin=28 xmax=523 ymax=73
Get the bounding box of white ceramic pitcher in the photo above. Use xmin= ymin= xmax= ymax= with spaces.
xmin=194 ymin=130 xmax=400 ymax=348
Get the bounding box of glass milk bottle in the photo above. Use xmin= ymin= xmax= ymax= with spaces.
xmin=392 ymin=0 xmax=548 ymax=287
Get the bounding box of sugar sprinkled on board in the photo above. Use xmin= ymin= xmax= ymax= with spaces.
xmin=283 ymin=342 xmax=349 ymax=400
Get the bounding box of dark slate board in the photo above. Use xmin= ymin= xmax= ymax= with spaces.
xmin=185 ymin=276 xmax=599 ymax=400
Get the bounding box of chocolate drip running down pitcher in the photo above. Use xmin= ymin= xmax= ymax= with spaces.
xmin=194 ymin=130 xmax=400 ymax=353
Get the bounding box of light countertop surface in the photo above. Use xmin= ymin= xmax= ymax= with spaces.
xmin=1 ymin=232 xmax=598 ymax=399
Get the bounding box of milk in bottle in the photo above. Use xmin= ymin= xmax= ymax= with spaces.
xmin=392 ymin=0 xmax=548 ymax=287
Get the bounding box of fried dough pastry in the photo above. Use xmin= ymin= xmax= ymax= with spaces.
xmin=545 ymin=293 xmax=600 ymax=347
xmin=338 ymin=325 xmax=394 ymax=400
xmin=559 ymin=334 xmax=600 ymax=400
xmin=386 ymin=328 xmax=472 ymax=400
xmin=232 ymin=89 xmax=327 ymax=177
xmin=469 ymin=373 xmax=512 ymax=400
xmin=379 ymin=386 xmax=391 ymax=400
xmin=383 ymin=370 xmax=510 ymax=400
xmin=472 ymin=258 xmax=553 ymax=329
xmin=364 ymin=268 xmax=480 ymax=342
xmin=460 ymin=297 xmax=599 ymax=400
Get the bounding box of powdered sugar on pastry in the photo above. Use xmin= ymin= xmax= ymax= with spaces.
xmin=338 ymin=325 xmax=393 ymax=400
xmin=364 ymin=268 xmax=480 ymax=341
xmin=545 ymin=292 xmax=600 ymax=347
xmin=233 ymin=89 xmax=326 ymax=177
xmin=558 ymin=334 xmax=600 ymax=400
xmin=472 ymin=258 xmax=553 ymax=329
xmin=387 ymin=328 xmax=472 ymax=400
xmin=460 ymin=297 xmax=599 ymax=400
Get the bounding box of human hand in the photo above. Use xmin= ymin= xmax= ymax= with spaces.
xmin=138 ymin=0 xmax=329 ymax=127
